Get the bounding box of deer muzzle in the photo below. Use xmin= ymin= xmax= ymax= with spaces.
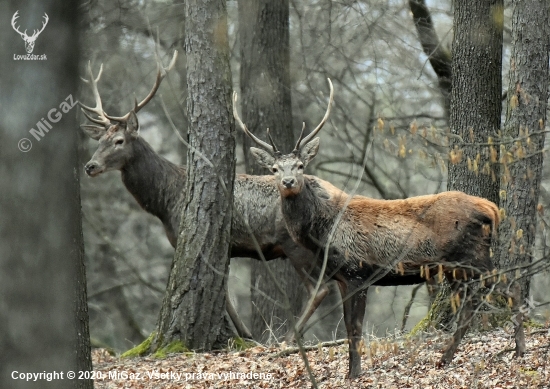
xmin=282 ymin=177 xmax=296 ymax=189
xmin=84 ymin=161 xmax=104 ymax=177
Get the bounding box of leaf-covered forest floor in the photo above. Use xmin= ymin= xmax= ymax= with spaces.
xmin=92 ymin=326 xmax=550 ymax=388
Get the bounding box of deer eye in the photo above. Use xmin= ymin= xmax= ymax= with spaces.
xmin=297 ymin=164 xmax=304 ymax=170
xmin=272 ymin=166 xmax=278 ymax=173
xmin=115 ymin=139 xmax=124 ymax=146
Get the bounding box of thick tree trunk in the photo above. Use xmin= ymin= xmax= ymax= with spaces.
xmin=238 ymin=0 xmax=303 ymax=342
xmin=0 ymin=1 xmax=92 ymax=388
xmin=448 ymin=0 xmax=503 ymax=201
xmin=496 ymin=0 xmax=549 ymax=300
xmin=420 ymin=0 xmax=504 ymax=332
xmin=152 ymin=0 xmax=236 ymax=351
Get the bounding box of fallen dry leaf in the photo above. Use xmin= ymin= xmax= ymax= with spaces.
xmin=92 ymin=327 xmax=550 ymax=389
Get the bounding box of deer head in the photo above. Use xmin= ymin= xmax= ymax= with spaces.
xmin=79 ymin=51 xmax=177 ymax=177
xmin=11 ymin=11 xmax=48 ymax=54
xmin=233 ymin=79 xmax=333 ymax=197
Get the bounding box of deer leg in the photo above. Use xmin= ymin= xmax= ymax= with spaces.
xmin=225 ymin=294 xmax=253 ymax=339
xmin=284 ymin=250 xmax=331 ymax=343
xmin=349 ymin=287 xmax=367 ymax=378
xmin=511 ymin=282 xmax=526 ymax=358
xmin=284 ymin=281 xmax=330 ymax=343
xmin=499 ymin=281 xmax=526 ymax=357
xmin=438 ymin=279 xmax=474 ymax=367
xmin=338 ymin=280 xmax=367 ymax=378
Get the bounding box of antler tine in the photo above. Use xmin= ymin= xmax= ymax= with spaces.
xmin=11 ymin=11 xmax=24 ymax=37
xmin=232 ymin=92 xmax=275 ymax=153
xmin=266 ymin=128 xmax=279 ymax=154
xmin=295 ymin=78 xmax=334 ymax=150
xmin=293 ymin=122 xmax=306 ymax=151
xmin=79 ymin=62 xmax=111 ymax=127
xmin=105 ymin=50 xmax=178 ymax=122
xmin=31 ymin=13 xmax=48 ymax=39
xmin=134 ymin=50 xmax=178 ymax=113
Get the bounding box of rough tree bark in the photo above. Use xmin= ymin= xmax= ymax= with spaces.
xmin=444 ymin=0 xmax=503 ymax=330
xmin=0 ymin=1 xmax=92 ymax=388
xmin=411 ymin=0 xmax=504 ymax=332
xmin=152 ymin=0 xmax=236 ymax=351
xmin=448 ymin=0 xmax=503 ymax=202
xmin=496 ymin=0 xmax=549 ymax=301
xmin=238 ymin=0 xmax=303 ymax=342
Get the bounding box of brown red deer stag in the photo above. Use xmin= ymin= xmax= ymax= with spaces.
xmin=79 ymin=51 xmax=340 ymax=342
xmin=234 ymin=79 xmax=526 ymax=378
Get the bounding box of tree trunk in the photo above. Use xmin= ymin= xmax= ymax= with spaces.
xmin=420 ymin=0 xmax=504 ymax=332
xmin=448 ymin=0 xmax=503 ymax=201
xmin=152 ymin=0 xmax=236 ymax=351
xmin=496 ymin=0 xmax=549 ymax=301
xmin=238 ymin=0 xmax=303 ymax=343
xmin=0 ymin=1 xmax=92 ymax=388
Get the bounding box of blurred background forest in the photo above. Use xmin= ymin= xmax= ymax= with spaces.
xmin=78 ymin=0 xmax=550 ymax=352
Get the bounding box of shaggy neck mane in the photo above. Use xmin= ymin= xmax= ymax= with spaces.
xmin=280 ymin=176 xmax=339 ymax=251
xmin=120 ymin=137 xmax=186 ymax=233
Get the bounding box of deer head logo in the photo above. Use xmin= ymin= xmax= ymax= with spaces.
xmin=11 ymin=11 xmax=49 ymax=54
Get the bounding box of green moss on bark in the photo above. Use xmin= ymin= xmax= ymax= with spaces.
xmin=120 ymin=332 xmax=156 ymax=358
xmin=121 ymin=333 xmax=192 ymax=359
xmin=228 ymin=337 xmax=256 ymax=351
xmin=152 ymin=341 xmax=191 ymax=359
xmin=409 ymin=288 xmax=452 ymax=337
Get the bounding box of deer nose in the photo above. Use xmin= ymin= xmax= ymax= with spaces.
xmin=282 ymin=177 xmax=296 ymax=189
xmin=85 ymin=162 xmax=97 ymax=176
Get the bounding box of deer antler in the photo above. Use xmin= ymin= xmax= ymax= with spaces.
xmin=11 ymin=12 xmax=49 ymax=40
xmin=11 ymin=11 xmax=27 ymax=38
xmin=104 ymin=51 xmax=178 ymax=122
xmin=31 ymin=14 xmax=49 ymax=39
xmin=232 ymin=92 xmax=276 ymax=154
xmin=266 ymin=128 xmax=279 ymax=154
xmin=80 ymin=62 xmax=111 ymax=127
xmin=80 ymin=50 xmax=178 ymax=128
xmin=294 ymin=78 xmax=334 ymax=151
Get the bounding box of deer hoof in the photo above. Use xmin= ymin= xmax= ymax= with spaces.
xmin=436 ymin=358 xmax=448 ymax=369
xmin=347 ymin=370 xmax=363 ymax=379
xmin=283 ymin=332 xmax=296 ymax=344
xmin=514 ymin=349 xmax=525 ymax=359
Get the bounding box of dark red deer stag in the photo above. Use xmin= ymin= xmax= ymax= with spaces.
xmin=235 ymin=79 xmax=526 ymax=378
xmin=79 ymin=52 xmax=340 ymax=342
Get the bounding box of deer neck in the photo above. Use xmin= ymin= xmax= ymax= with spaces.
xmin=120 ymin=137 xmax=186 ymax=246
xmin=279 ymin=177 xmax=339 ymax=252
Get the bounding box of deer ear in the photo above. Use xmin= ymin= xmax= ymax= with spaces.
xmin=300 ymin=137 xmax=320 ymax=166
xmin=250 ymin=147 xmax=275 ymax=170
xmin=126 ymin=111 xmax=139 ymax=136
xmin=81 ymin=125 xmax=106 ymax=141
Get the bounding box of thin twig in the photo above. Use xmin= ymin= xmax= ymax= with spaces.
xmin=270 ymin=339 xmax=348 ymax=358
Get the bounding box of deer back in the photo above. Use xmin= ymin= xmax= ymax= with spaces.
xmin=292 ymin=187 xmax=500 ymax=278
